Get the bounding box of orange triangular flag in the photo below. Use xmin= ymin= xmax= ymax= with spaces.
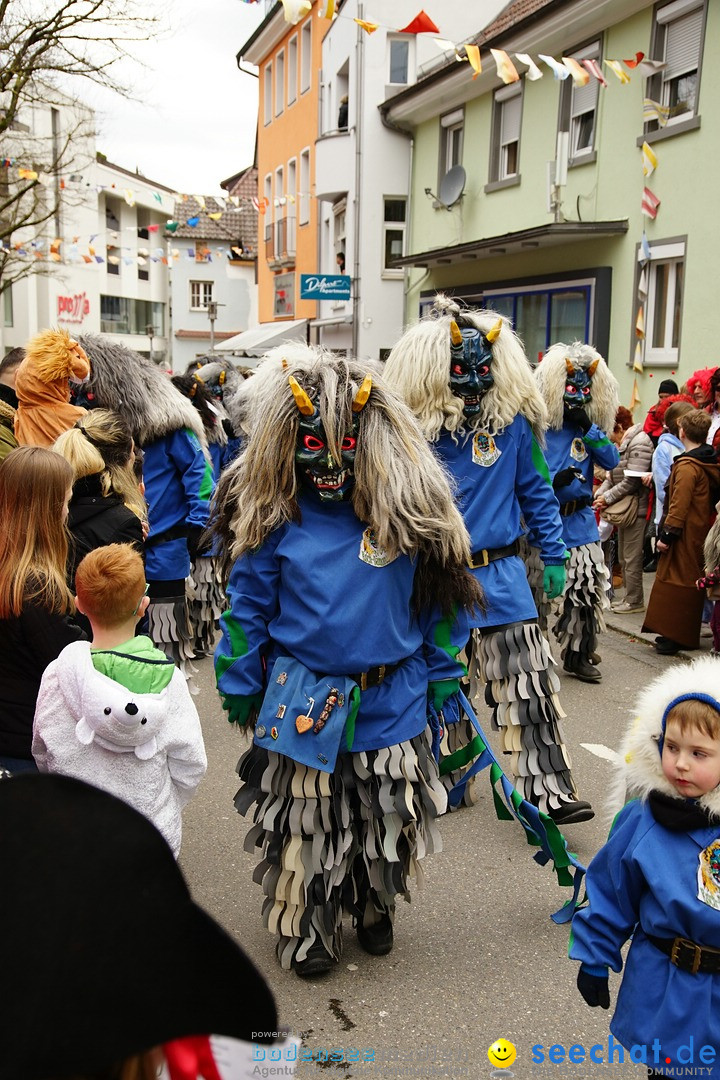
xmin=398 ymin=10 xmax=440 ymax=34
xmin=623 ymin=51 xmax=645 ymax=68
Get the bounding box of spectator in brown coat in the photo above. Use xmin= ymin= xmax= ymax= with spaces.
xmin=594 ymin=407 xmax=654 ymax=613
xmin=642 ymin=409 xmax=720 ymax=654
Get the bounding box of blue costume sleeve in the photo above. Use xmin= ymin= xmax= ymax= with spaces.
xmin=584 ymin=424 xmax=619 ymax=471
xmin=167 ymin=428 xmax=215 ymax=529
xmin=515 ymin=422 xmax=566 ymax=565
xmin=214 ymin=533 xmax=282 ymax=701
xmin=419 ymin=604 xmax=470 ymax=684
xmin=569 ymin=802 xmax=650 ymax=973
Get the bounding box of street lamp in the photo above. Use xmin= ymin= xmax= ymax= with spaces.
xmin=206 ymin=300 xmax=218 ymax=355
xmin=146 ymin=323 xmax=155 ymax=364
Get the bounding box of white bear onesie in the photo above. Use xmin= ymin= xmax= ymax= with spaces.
xmin=32 ymin=640 xmax=207 ymax=856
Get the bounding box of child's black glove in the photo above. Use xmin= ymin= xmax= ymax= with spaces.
xmin=577 ymin=966 xmax=610 ymax=1009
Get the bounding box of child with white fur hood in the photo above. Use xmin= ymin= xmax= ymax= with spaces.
xmin=570 ymin=656 xmax=720 ymax=1078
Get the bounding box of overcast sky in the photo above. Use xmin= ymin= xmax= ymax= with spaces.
xmin=88 ymin=0 xmax=264 ymax=196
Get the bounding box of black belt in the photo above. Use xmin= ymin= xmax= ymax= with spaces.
xmin=468 ymin=539 xmax=520 ymax=569
xmin=347 ymin=661 xmax=402 ymax=691
xmin=145 ymin=523 xmax=189 ymax=548
xmin=559 ymin=496 xmax=593 ymax=517
xmin=647 ymin=933 xmax=720 ymax=975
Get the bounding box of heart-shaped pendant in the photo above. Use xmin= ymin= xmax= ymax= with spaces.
xmin=295 ymin=714 xmax=313 ymax=734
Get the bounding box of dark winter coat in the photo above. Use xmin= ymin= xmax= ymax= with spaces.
xmin=67 ymin=473 xmax=144 ymax=587
xmin=0 ymin=602 xmax=86 ymax=759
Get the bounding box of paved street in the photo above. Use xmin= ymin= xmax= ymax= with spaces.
xmin=181 ymin=621 xmax=703 ymax=1080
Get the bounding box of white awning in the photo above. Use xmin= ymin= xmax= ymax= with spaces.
xmin=214 ymin=318 xmax=308 ymax=360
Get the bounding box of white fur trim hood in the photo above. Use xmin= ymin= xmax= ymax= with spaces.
xmin=610 ymin=656 xmax=720 ymax=822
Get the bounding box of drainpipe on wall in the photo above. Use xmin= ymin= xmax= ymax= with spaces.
xmin=351 ymin=1 xmax=364 ymax=358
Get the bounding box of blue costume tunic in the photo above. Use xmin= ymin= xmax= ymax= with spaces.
xmin=543 ymin=423 xmax=619 ymax=549
xmin=143 ymin=428 xmax=214 ymax=582
xmin=435 ymin=416 xmax=565 ymax=628
xmin=215 ymin=496 xmax=459 ymax=753
xmin=571 ymin=799 xmax=720 ymax=1068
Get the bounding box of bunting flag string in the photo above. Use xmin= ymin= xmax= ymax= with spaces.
xmin=642 ymin=140 xmax=657 ymax=178
xmin=643 ymin=97 xmax=670 ymax=127
xmin=641 ymin=186 xmax=661 ymax=219
xmin=604 ymin=59 xmax=631 ymax=84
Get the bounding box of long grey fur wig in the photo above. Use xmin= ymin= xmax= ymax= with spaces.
xmin=78 ymin=334 xmax=207 ymax=451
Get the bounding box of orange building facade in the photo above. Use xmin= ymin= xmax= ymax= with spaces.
xmin=240 ymin=3 xmax=331 ymax=327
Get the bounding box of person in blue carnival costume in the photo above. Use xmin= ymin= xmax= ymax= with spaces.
xmin=571 ymin=656 xmax=720 ymax=1078
xmin=210 ymin=347 xmax=482 ymax=978
xmin=190 ymin=357 xmax=246 ymax=469
xmin=531 ymin=342 xmax=619 ymax=684
xmin=384 ymin=295 xmax=593 ymax=825
xmin=78 ymin=334 xmax=214 ymax=672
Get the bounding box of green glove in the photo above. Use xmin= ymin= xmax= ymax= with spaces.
xmin=429 ymin=678 xmax=460 ymax=711
xmin=543 ymin=564 xmax=566 ymax=600
xmin=219 ymin=691 xmax=263 ymax=727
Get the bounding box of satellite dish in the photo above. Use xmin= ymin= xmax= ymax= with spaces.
xmin=438 ymin=165 xmax=466 ymax=208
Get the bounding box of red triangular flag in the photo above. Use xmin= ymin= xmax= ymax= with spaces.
xmin=398 ymin=10 xmax=440 ymax=33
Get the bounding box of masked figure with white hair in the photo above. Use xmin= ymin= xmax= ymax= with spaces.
xmin=532 ymin=343 xmax=619 ymax=683
xmin=211 ymin=348 xmax=481 ymax=978
xmin=384 ymin=296 xmax=593 ymax=825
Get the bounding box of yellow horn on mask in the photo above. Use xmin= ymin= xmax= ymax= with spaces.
xmin=485 ymin=318 xmax=502 ymax=344
xmin=352 ymin=374 xmax=373 ymax=413
xmin=288 ymin=375 xmax=315 ymax=416
xmin=587 ymin=358 xmax=599 ymax=376
xmin=281 ymin=357 xmax=288 ymax=370
xmin=565 ymin=358 xmax=575 ymax=375
xmin=450 ymin=320 xmax=463 ymax=346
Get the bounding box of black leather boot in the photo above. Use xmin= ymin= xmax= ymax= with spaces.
xmin=564 ymin=650 xmax=602 ymax=683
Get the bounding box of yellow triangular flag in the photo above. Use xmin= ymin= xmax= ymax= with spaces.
xmin=635 ymin=305 xmax=645 ymax=340
xmin=605 ymin=59 xmax=630 ymax=84
xmin=642 ymin=141 xmax=658 ymax=178
xmin=562 ymin=57 xmax=590 ymax=87
xmin=490 ymin=48 xmax=519 ymax=84
xmin=208 ymin=212 xmax=222 ymax=221
xmin=633 ymin=342 xmax=644 ymax=374
xmin=464 ymin=43 xmax=481 ymax=79
xmin=354 ymin=18 xmax=378 ymax=33
xmin=629 ymin=376 xmax=642 ymax=409
xmin=319 ymin=0 xmax=335 ymax=16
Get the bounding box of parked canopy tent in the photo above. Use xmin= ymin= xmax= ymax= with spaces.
xmin=214 ymin=319 xmax=308 ymax=364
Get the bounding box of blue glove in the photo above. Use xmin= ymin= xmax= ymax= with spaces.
xmin=543 ymin=563 xmax=566 ymax=600
xmin=577 ymin=965 xmax=610 ymax=1009
xmin=219 ymin=691 xmax=263 ymax=727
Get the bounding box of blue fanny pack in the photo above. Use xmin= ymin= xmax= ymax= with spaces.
xmin=253 ymin=656 xmax=359 ymax=773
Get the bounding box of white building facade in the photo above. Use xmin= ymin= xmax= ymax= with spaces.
xmin=313 ymin=0 xmax=504 ymax=360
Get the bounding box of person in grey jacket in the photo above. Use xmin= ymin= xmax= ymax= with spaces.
xmin=594 ymin=406 xmax=654 ymax=613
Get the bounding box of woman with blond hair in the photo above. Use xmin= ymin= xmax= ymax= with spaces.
xmin=53 ymin=409 xmax=146 ymax=588
xmin=0 ymin=447 xmax=85 ymax=772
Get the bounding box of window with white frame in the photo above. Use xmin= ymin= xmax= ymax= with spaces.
xmin=299 ymin=149 xmax=310 ymax=225
xmin=275 ymin=50 xmax=285 ymax=116
xmin=383 ymin=198 xmax=406 ymax=272
xmin=647 ymin=0 xmax=705 ymax=129
xmin=388 ymin=37 xmax=409 ymax=84
xmin=288 ymin=36 xmax=298 ymax=104
xmin=439 ymin=109 xmax=464 ymax=175
xmin=490 ymin=82 xmax=523 ymax=183
xmin=190 ymin=281 xmax=213 ymax=310
xmin=559 ymin=41 xmax=601 ymax=160
xmin=333 ymin=199 xmax=346 ymax=270
xmin=263 ymin=63 xmax=272 ymax=125
xmin=300 ymin=21 xmax=311 ymax=93
xmin=643 ymin=241 xmax=685 ymax=366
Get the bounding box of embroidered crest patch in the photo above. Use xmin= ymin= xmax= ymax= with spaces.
xmin=471 ymin=432 xmax=502 ymax=467
xmin=358 ymin=527 xmax=395 ymax=567
xmin=698 ymin=839 xmax=720 ymax=910
xmin=570 ymin=438 xmax=588 ymax=463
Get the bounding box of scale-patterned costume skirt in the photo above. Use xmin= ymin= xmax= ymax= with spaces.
xmin=235 ymin=730 xmax=447 ymax=969
xmin=187 ymin=555 xmax=225 ymax=657
xmin=468 ymin=622 xmax=577 ymax=812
